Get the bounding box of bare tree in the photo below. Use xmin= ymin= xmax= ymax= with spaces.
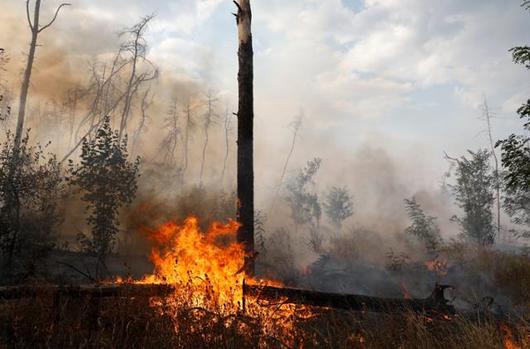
xmin=62 ymin=57 xmax=130 ymax=163
xmin=64 ymin=86 xmax=85 ymax=148
xmin=159 ymin=96 xmax=181 ymax=166
xmin=221 ymin=107 xmax=233 ymax=187
xmin=268 ymin=115 xmax=302 ymax=215
xmin=199 ymin=91 xmax=218 ymax=185
xmin=15 ymin=0 xmax=70 ymax=151
xmin=118 ymin=15 xmax=158 ymax=141
xmin=481 ymin=99 xmax=502 ymax=241
xmin=234 ymin=0 xmax=255 ymax=275
xmin=61 ymin=17 xmax=158 ymax=163
xmin=131 ymin=88 xmax=153 ymax=157
xmin=182 ymin=98 xmax=196 ymax=180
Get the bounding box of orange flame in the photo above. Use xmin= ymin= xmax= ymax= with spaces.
xmin=116 ymin=216 xmax=315 ymax=346
xmin=400 ymin=282 xmax=412 ymax=300
xmin=502 ymin=324 xmax=522 ymax=349
xmin=140 ymin=216 xmax=245 ymax=309
xmin=425 ymin=257 xmax=448 ymax=276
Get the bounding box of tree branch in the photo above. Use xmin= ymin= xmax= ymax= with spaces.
xmin=233 ymin=1 xmax=242 ymax=22
xmin=26 ymin=0 xmax=34 ymax=31
xmin=443 ymin=151 xmax=460 ymax=163
xmin=38 ymin=3 xmax=71 ymax=33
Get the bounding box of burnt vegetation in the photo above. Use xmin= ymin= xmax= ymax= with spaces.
xmin=0 ymin=0 xmax=530 ymax=348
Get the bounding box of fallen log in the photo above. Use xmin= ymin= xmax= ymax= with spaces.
xmin=0 ymin=284 xmax=175 ymax=300
xmin=0 ymin=283 xmax=455 ymax=314
xmin=244 ymin=282 xmax=455 ymax=314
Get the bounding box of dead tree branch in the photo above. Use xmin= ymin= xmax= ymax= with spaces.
xmin=38 ymin=3 xmax=71 ymax=33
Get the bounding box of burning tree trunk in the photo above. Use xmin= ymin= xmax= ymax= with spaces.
xmin=234 ymin=0 xmax=255 ymax=275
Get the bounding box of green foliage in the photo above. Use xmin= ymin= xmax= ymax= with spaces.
xmin=496 ymin=8 xmax=530 ymax=237
xmin=69 ymin=116 xmax=140 ymax=258
xmin=450 ymin=150 xmax=495 ymax=246
xmin=285 ymin=158 xmax=322 ymax=228
xmin=404 ymin=197 xmax=442 ymax=252
xmin=323 ymin=186 xmax=354 ymax=229
xmin=511 ymin=46 xmax=530 ymax=69
xmin=0 ymin=131 xmax=63 ymax=275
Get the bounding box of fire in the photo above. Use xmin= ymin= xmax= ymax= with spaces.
xmin=140 ymin=216 xmax=245 ymax=309
xmin=400 ymin=282 xmax=412 ymax=299
xmin=502 ymin=324 xmax=522 ymax=349
xmin=425 ymin=256 xmax=448 ymax=276
xmin=116 ymin=216 xmax=314 ymax=346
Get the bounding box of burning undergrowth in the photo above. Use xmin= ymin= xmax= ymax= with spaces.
xmin=113 ymin=215 xmax=313 ymax=346
xmin=2 ymin=214 xmax=530 ymax=348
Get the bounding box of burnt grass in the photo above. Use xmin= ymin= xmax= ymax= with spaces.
xmin=1 ymin=294 xmax=529 ymax=349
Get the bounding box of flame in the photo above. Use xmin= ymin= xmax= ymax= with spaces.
xmin=140 ymin=216 xmax=245 ymax=309
xmin=502 ymin=324 xmax=522 ymax=349
xmin=425 ymin=257 xmax=448 ymax=276
xmin=113 ymin=216 xmax=315 ymax=346
xmin=400 ymin=282 xmax=412 ymax=300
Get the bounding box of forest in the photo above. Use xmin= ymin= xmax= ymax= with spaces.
xmin=0 ymin=0 xmax=530 ymax=348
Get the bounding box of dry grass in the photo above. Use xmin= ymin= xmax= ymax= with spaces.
xmin=1 ymin=294 xmax=529 ymax=349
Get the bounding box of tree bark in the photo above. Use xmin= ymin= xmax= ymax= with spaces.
xmin=235 ymin=0 xmax=255 ymax=276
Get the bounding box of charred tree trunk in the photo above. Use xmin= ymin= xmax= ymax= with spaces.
xmin=235 ymin=0 xmax=255 ymax=275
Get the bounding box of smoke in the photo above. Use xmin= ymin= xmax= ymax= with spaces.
xmin=1 ymin=1 xmax=527 ymax=314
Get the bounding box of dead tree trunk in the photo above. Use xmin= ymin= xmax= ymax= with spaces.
xmin=234 ymin=0 xmax=255 ymax=276
xmin=0 ymin=283 xmax=455 ymax=315
xmin=199 ymin=93 xmax=215 ymax=185
xmin=15 ymin=0 xmax=70 ymax=150
xmin=482 ymin=99 xmax=502 ymax=242
xmin=221 ymin=108 xmax=232 ymax=187
xmin=244 ymin=283 xmax=455 ymax=314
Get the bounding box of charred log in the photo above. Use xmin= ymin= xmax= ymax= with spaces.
xmin=244 ymin=283 xmax=455 ymax=314
xmin=0 ymin=283 xmax=455 ymax=314
xmin=0 ymin=284 xmax=175 ymax=300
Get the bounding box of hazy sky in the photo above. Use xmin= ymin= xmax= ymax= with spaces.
xmin=1 ymin=0 xmax=530 ymax=195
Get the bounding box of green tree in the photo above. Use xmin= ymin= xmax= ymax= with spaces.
xmin=404 ymin=197 xmax=442 ymax=252
xmin=69 ymin=117 xmax=140 ymax=269
xmin=450 ymin=150 xmax=495 ymax=246
xmin=0 ymin=131 xmax=63 ymax=277
xmin=323 ymin=186 xmax=353 ymax=229
xmin=285 ymin=158 xmax=322 ymax=229
xmin=496 ymin=1 xmax=530 ymax=237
